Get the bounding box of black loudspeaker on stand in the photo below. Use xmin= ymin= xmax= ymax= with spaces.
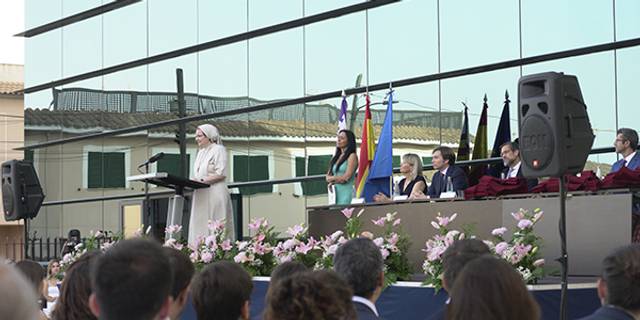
xmin=518 ymin=72 xmax=594 ymax=320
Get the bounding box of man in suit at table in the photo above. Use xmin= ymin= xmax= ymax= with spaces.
xmin=427 ymin=146 xmax=468 ymax=198
xmin=612 ymin=128 xmax=640 ymax=173
xmin=500 ymin=141 xmax=538 ymax=190
xmin=334 ymin=238 xmax=384 ymax=320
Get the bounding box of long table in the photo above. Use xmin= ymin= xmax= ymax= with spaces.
xmin=307 ymin=189 xmax=635 ymax=275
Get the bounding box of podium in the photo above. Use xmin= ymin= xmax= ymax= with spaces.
xmin=127 ymin=172 xmax=209 ymax=240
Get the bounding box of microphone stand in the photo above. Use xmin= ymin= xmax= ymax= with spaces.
xmin=144 ymin=162 xmax=152 ymax=239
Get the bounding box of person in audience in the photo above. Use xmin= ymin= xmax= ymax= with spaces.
xmin=427 ymin=146 xmax=468 ymax=198
xmin=333 ymin=237 xmax=384 ymax=320
xmin=426 ymin=239 xmax=491 ymax=320
xmin=499 ymin=140 xmax=538 ymax=190
xmin=162 ymin=247 xmax=195 ymax=320
xmin=446 ymin=255 xmax=540 ymax=320
xmin=579 ymin=244 xmax=640 ymax=320
xmin=374 ymin=153 xmax=427 ymax=201
xmin=89 ymin=238 xmax=173 ymax=320
xmin=263 ymin=270 xmax=356 ymax=320
xmin=51 ymin=251 xmax=101 ymax=320
xmin=612 ymin=128 xmax=640 ymax=172
xmin=326 ymin=129 xmax=358 ymax=205
xmin=43 ymin=258 xmax=61 ymax=317
xmin=192 ymin=261 xmax=252 ymax=320
xmin=61 ymin=229 xmax=82 ymax=256
xmin=0 ymin=261 xmax=41 ymax=320
xmin=15 ymin=259 xmax=47 ymax=320
xmin=270 ymin=261 xmax=308 ymax=286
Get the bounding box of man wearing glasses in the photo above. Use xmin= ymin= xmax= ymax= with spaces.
xmin=612 ymin=128 xmax=640 ymax=173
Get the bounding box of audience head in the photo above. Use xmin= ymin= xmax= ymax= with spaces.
xmin=270 ymin=261 xmax=308 ymax=285
xmin=15 ymin=260 xmax=46 ymax=303
xmin=52 ymin=250 xmax=101 ymax=320
xmin=192 ymin=261 xmax=253 ymax=320
xmin=263 ymin=270 xmax=356 ymax=320
xmin=90 ymin=238 xmax=173 ymax=320
xmin=162 ymin=247 xmax=195 ymax=320
xmin=0 ymin=261 xmax=41 ymax=320
xmin=597 ymin=244 xmax=640 ymax=314
xmin=447 ymin=255 xmax=540 ymax=320
xmin=500 ymin=141 xmax=521 ymax=167
xmin=432 ymin=146 xmax=456 ymax=170
xmin=333 ymin=237 xmax=384 ymax=302
xmin=615 ymin=128 xmax=638 ymax=155
xmin=401 ymin=153 xmax=423 ymax=179
xmin=46 ymin=259 xmax=60 ymax=280
xmin=441 ymin=239 xmax=491 ymax=292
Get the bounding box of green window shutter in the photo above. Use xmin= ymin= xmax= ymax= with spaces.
xmin=295 ymin=157 xmax=305 ymax=178
xmin=157 ymin=153 xmax=190 ymax=178
xmin=304 ymin=155 xmax=332 ymax=196
xmin=88 ymin=152 xmax=104 ymax=188
xmin=24 ymin=150 xmax=34 ymax=162
xmin=422 ymin=156 xmax=433 ymax=168
xmin=103 ymin=152 xmax=125 ymax=188
xmin=393 ymin=155 xmax=401 ymax=169
xmin=88 ymin=152 xmax=125 ymax=189
xmin=234 ymin=155 xmax=271 ymax=195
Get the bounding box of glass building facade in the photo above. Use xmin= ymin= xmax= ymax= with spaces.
xmin=23 ymin=0 xmax=640 ymax=238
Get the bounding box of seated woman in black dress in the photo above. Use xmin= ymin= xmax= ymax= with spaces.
xmin=373 ymin=153 xmax=427 ymax=202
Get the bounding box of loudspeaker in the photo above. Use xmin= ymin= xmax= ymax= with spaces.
xmin=1 ymin=160 xmax=45 ymax=221
xmin=518 ymin=72 xmax=595 ymax=178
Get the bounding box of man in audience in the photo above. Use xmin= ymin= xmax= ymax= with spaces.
xmin=499 ymin=140 xmax=538 ymax=190
xmin=612 ymin=128 xmax=640 ymax=172
xmin=333 ymin=237 xmax=384 ymax=320
xmin=0 ymin=261 xmax=41 ymax=320
xmin=89 ymin=238 xmax=173 ymax=320
xmin=580 ymin=244 xmax=640 ymax=320
xmin=163 ymin=247 xmax=195 ymax=320
xmin=426 ymin=239 xmax=490 ymax=320
xmin=191 ymin=261 xmax=252 ymax=320
xmin=427 ymin=146 xmax=468 ymax=198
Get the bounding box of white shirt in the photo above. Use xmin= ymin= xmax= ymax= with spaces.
xmin=439 ymin=166 xmax=449 ymax=177
xmin=352 ymin=296 xmax=379 ymax=317
xmin=507 ymin=161 xmax=522 ymax=178
xmin=624 ymin=152 xmax=637 ymax=166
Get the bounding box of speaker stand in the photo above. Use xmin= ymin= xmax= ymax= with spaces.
xmin=558 ymin=175 xmax=569 ymax=320
xmin=23 ymin=218 xmax=29 ymax=260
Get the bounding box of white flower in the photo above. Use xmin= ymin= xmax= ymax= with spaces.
xmin=491 ymin=227 xmax=508 ymax=237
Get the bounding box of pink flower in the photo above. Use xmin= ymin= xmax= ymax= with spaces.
xmin=341 ymin=207 xmax=355 ymax=219
xmin=491 ymin=227 xmax=508 ymax=237
xmin=373 ymin=237 xmax=384 ymax=247
xmin=295 ymin=242 xmax=314 ymax=255
xmin=533 ymin=259 xmax=545 ymax=267
xmin=380 ymin=248 xmax=390 ymax=260
xmin=207 ymin=219 xmax=224 ymax=231
xmin=511 ymin=211 xmax=525 ymax=221
xmin=254 ymin=243 xmax=268 ymax=255
xmin=393 ymin=218 xmax=402 ymax=226
xmin=220 ymin=240 xmax=233 ymax=251
xmin=387 ymin=233 xmax=399 ymax=246
xmin=514 ymin=244 xmax=532 ymax=257
xmin=327 ymin=244 xmax=339 ymax=255
xmin=283 ymin=239 xmax=297 ymax=250
xmin=533 ymin=211 xmax=543 ymax=223
xmin=248 ymin=218 xmax=266 ymax=232
xmin=372 ymin=217 xmax=386 ymax=226
xmin=189 ymin=251 xmax=199 ymax=263
xmin=286 ymin=225 xmax=306 ymax=237
xmin=427 ymin=246 xmax=446 ymax=261
xmin=234 ymin=252 xmax=250 ymax=263
xmin=436 ymin=216 xmax=450 ymax=227
xmin=201 ymin=251 xmax=213 ymax=263
xmin=255 ymin=233 xmax=266 ymax=243
xmin=430 ymin=221 xmax=440 ymax=230
xmin=165 ymin=224 xmax=183 ymax=235
xmin=495 ymin=242 xmax=509 ymax=255
xmin=517 ymin=219 xmax=533 ymax=229
xmin=205 ymin=235 xmax=217 ymax=248
xmin=330 ymin=231 xmax=344 ymax=241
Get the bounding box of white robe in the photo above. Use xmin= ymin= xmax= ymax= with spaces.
xmin=188 ymin=143 xmax=235 ymax=245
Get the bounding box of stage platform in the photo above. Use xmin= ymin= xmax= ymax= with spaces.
xmin=178 ymin=277 xmax=601 ymax=320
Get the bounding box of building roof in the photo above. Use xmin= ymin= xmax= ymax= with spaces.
xmin=24 ymin=109 xmax=463 ymax=145
xmin=0 ymin=81 xmax=23 ymax=95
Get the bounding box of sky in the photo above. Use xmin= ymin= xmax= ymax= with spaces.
xmin=0 ymin=0 xmax=24 ymax=65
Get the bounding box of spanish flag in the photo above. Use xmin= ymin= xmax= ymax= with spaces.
xmin=469 ymin=94 xmax=489 ymax=186
xmin=355 ymin=94 xmax=375 ymax=198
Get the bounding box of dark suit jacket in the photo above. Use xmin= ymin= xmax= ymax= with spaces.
xmin=427 ymin=165 xmax=468 ymax=198
xmin=502 ymin=165 xmax=538 ymax=191
xmin=612 ymin=152 xmax=640 ymax=173
xmin=578 ymin=306 xmax=635 ymax=320
xmin=354 ymin=301 xmax=382 ymax=320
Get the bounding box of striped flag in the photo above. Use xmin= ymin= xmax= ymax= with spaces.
xmin=355 ymin=94 xmax=375 ymax=198
xmin=337 ymin=91 xmax=348 ymax=133
xmin=469 ymin=94 xmax=489 ymax=186
xmin=457 ymin=105 xmax=470 ymax=174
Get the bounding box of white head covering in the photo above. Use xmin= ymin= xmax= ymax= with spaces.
xmin=197 ymin=124 xmax=222 ymax=145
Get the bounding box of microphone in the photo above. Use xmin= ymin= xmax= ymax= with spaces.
xmin=138 ymin=152 xmax=165 ymax=168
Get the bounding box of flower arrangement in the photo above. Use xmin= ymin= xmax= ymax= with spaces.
xmin=422 ymin=209 xmax=545 ymax=292
xmin=370 ymin=212 xmax=412 ymax=286
xmin=59 ymin=230 xmax=122 ymax=274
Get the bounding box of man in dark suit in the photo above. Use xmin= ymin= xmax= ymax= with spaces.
xmin=578 ymin=244 xmax=640 ymax=320
xmin=612 ymin=128 xmax=640 ymax=173
xmin=425 ymin=239 xmax=491 ymax=320
xmin=334 ymin=238 xmax=384 ymax=320
xmin=427 ymin=146 xmax=468 ymax=198
xmin=500 ymin=141 xmax=538 ymax=190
